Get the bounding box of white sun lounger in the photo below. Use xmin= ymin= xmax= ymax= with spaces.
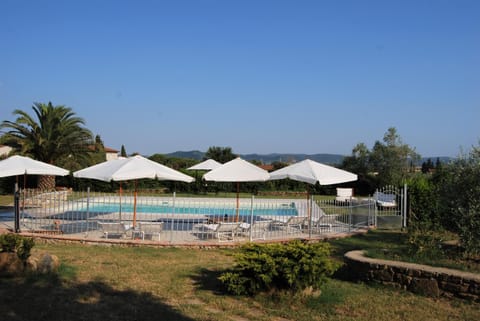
xmin=98 ymin=222 xmax=128 ymax=239
xmin=194 ymin=222 xmax=241 ymax=242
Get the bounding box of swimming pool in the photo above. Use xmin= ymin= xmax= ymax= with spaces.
xmin=83 ymin=203 xmax=299 ymax=217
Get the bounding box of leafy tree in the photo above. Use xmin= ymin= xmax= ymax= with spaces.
xmin=271 ymin=161 xmax=288 ymax=171
xmin=436 ymin=144 xmax=480 ymax=256
xmin=0 ymin=102 xmax=93 ymax=189
xmin=421 ymin=158 xmax=434 ymax=174
xmin=204 ymin=146 xmax=237 ymax=163
xmin=341 ymin=142 xmax=371 ymax=176
xmin=89 ymin=135 xmax=106 ymax=164
xmin=370 ymin=127 xmax=419 ymax=186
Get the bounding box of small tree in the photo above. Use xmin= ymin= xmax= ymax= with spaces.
xmin=204 ymin=146 xmax=236 ymax=163
xmin=370 ymin=127 xmax=419 ymax=186
xmin=437 ymin=144 xmax=480 ymax=257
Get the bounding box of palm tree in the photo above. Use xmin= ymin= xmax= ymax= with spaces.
xmin=0 ymin=102 xmax=93 ymax=190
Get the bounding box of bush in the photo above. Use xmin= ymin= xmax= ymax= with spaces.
xmin=406 ymin=175 xmax=440 ymax=228
xmin=0 ymin=234 xmax=35 ymax=262
xmin=219 ymin=240 xmax=336 ymax=296
xmin=406 ymin=222 xmax=445 ymax=260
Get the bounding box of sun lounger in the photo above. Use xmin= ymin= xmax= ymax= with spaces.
xmin=98 ymin=222 xmax=128 ymax=239
xmin=194 ymin=222 xmax=241 ymax=242
xmin=374 ymin=192 xmax=397 ymax=209
xmin=135 ymin=222 xmax=164 ymax=241
xmin=239 ymin=220 xmax=272 ymax=240
xmin=273 ymin=216 xmax=307 ymax=233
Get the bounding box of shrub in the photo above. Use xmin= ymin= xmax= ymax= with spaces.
xmin=0 ymin=234 xmax=35 ymax=262
xmin=406 ymin=222 xmax=445 ymax=260
xmin=219 ymin=240 xmax=336 ymax=296
xmin=406 ymin=175 xmax=440 ymax=228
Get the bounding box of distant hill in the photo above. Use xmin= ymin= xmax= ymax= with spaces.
xmin=241 ymin=153 xmax=344 ymax=164
xmin=165 ymin=151 xmax=453 ymax=166
xmin=165 ymin=151 xmax=345 ymax=164
xmin=166 ymin=150 xmax=205 ymax=160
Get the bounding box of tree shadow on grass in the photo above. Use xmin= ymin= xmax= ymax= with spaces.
xmin=329 ymin=230 xmax=407 ymax=259
xmin=190 ymin=267 xmax=228 ymax=296
xmin=0 ymin=273 xmax=195 ymax=321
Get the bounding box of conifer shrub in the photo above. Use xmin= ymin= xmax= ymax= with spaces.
xmin=0 ymin=234 xmax=35 ymax=262
xmin=219 ymin=240 xmax=336 ymax=296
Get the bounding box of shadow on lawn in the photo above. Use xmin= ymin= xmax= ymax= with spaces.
xmin=0 ymin=273 xmax=195 ymax=321
xmin=329 ymin=230 xmax=407 ymax=258
xmin=191 ymin=268 xmax=227 ymax=296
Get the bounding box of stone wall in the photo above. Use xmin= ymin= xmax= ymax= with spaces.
xmin=344 ymin=250 xmax=480 ymax=302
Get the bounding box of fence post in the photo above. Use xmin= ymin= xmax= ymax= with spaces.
xmin=170 ymin=192 xmax=176 ymax=243
xmin=249 ymin=195 xmax=254 ymax=242
xmin=309 ymin=195 xmax=313 ymax=239
xmin=14 ymin=183 xmax=20 ymax=233
xmin=348 ymin=198 xmax=352 ymax=232
xmin=403 ymin=183 xmax=408 ymax=228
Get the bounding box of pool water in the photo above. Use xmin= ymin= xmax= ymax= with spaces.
xmin=84 ymin=203 xmax=298 ymax=217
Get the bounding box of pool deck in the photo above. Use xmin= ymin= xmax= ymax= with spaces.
xmin=0 ymin=217 xmax=361 ymax=247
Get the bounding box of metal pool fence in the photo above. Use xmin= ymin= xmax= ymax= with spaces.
xmin=9 ymin=189 xmax=376 ymax=244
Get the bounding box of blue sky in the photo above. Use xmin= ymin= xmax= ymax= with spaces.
xmin=1 ymin=0 xmax=479 ymax=158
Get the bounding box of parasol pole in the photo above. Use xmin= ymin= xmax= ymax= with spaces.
xmin=133 ymin=180 xmax=138 ymax=228
xmin=118 ymin=182 xmax=122 ymax=222
xmin=307 ymin=188 xmax=311 ymax=234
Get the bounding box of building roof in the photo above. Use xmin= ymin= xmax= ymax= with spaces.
xmin=88 ymin=145 xmax=118 ymax=153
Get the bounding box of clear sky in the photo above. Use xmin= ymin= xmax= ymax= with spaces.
xmin=1 ymin=0 xmax=479 ymax=158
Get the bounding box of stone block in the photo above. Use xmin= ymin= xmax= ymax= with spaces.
xmin=373 ymin=269 xmax=393 ymax=282
xmin=0 ymin=252 xmax=24 ymax=276
xmin=409 ymin=278 xmax=440 ymax=297
xmin=26 ymin=252 xmax=60 ymax=274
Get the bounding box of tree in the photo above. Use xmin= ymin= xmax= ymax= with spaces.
xmin=0 ymin=102 xmax=93 ymax=189
xmin=370 ymin=127 xmax=419 ymax=186
xmin=437 ymin=143 xmax=480 ymax=256
xmin=341 ymin=142 xmax=371 ymax=176
xmin=204 ymin=146 xmax=236 ymax=163
xmin=120 ymin=145 xmax=127 ymax=157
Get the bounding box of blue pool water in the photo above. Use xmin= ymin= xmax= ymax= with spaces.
xmin=84 ymin=203 xmax=298 ymax=217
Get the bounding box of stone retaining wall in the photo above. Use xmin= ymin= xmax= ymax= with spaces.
xmin=344 ymin=250 xmax=480 ymax=301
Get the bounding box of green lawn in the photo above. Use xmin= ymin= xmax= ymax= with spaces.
xmin=329 ymin=230 xmax=480 ymax=274
xmin=1 ymin=235 xmax=479 ymax=321
xmin=0 ymin=194 xmax=13 ymax=207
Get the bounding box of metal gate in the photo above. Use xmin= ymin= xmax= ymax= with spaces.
xmin=373 ymin=184 xmax=407 ymax=229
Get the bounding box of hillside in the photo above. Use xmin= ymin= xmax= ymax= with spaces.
xmin=166 ymin=151 xmax=345 ymax=164
xmin=164 ymin=151 xmax=453 ymax=166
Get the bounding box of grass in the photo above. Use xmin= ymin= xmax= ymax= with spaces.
xmin=1 ymin=238 xmax=479 ymax=321
xmin=330 ymin=229 xmax=480 ymax=274
xmin=0 ymin=194 xmax=13 ymax=207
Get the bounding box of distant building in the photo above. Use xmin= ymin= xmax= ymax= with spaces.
xmin=258 ymin=164 xmax=274 ymax=172
xmin=0 ymin=145 xmax=13 ymax=158
xmin=105 ymin=147 xmax=119 ymax=161
xmin=88 ymin=145 xmax=119 ymax=161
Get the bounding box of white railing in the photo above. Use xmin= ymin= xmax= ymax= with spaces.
xmin=14 ymin=189 xmax=373 ymax=243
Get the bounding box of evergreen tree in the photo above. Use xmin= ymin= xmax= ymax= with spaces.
xmin=121 ymin=145 xmax=127 ymax=157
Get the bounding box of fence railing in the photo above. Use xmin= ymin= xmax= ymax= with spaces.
xmin=10 ymin=189 xmax=374 ymax=244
